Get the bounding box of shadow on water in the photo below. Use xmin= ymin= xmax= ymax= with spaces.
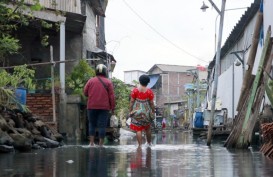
xmin=0 ymin=129 xmax=273 ymax=177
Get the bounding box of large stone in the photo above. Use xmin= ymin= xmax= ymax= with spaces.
xmin=0 ymin=129 xmax=14 ymax=145
xmin=44 ymin=137 xmax=59 ymax=148
xmin=7 ymin=119 xmax=15 ymax=128
xmin=39 ymin=125 xmax=52 ymax=139
xmin=31 ymin=127 xmax=41 ymax=135
xmin=9 ymin=133 xmax=32 ymax=151
xmin=0 ymin=145 xmax=14 ymax=153
xmin=33 ymin=134 xmax=45 ymax=142
xmin=15 ymin=128 xmax=32 ymax=138
xmin=34 ymin=120 xmax=45 ymax=128
xmin=54 ymin=133 xmax=64 ymax=142
xmin=36 ymin=141 xmax=47 ymax=148
xmin=0 ymin=116 xmax=10 ymax=131
xmin=10 ymin=113 xmax=24 ymax=128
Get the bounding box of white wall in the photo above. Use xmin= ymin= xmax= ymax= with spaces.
xmin=124 ymin=71 xmax=146 ymax=84
xmin=82 ymin=4 xmax=97 ymax=58
xmin=215 ymin=1 xmax=273 ymax=119
xmin=216 ymin=11 xmax=256 ymax=118
xmin=217 ymin=63 xmax=243 ymax=118
xmin=264 ymin=0 xmax=273 ymax=38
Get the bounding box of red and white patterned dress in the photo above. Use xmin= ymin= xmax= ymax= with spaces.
xmin=130 ymin=87 xmax=154 ymax=132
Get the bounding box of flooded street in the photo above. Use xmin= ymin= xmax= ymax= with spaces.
xmin=0 ymin=129 xmax=273 ymax=177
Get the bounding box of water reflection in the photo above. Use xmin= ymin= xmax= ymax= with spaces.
xmin=0 ymin=130 xmax=273 ymax=177
xmin=88 ymin=148 xmax=108 ymax=176
xmin=129 ymin=147 xmax=152 ymax=177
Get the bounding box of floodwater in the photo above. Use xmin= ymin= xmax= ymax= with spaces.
xmin=0 ymin=129 xmax=273 ymax=177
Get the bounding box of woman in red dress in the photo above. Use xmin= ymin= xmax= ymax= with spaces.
xmin=129 ymin=75 xmax=155 ymax=147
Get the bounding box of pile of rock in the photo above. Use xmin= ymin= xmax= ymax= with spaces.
xmin=0 ymin=106 xmax=63 ymax=153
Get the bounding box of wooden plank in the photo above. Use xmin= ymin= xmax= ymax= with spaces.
xmin=243 ymin=50 xmax=273 ymax=145
xmin=224 ymin=92 xmax=250 ymax=148
xmin=236 ymin=26 xmax=272 ymax=148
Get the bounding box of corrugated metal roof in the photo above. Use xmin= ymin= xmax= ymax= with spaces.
xmin=148 ymin=64 xmax=196 ymax=73
xmin=208 ymin=0 xmax=261 ymax=69
xmin=124 ymin=70 xmax=146 ymax=73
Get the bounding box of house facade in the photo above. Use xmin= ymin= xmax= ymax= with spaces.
xmin=2 ymin=0 xmax=115 ymax=139
xmin=5 ymin=0 xmax=115 ymax=84
xmin=207 ymin=0 xmax=273 ymax=120
xmin=124 ymin=70 xmax=146 ymax=85
xmin=147 ymin=64 xmax=196 ymax=116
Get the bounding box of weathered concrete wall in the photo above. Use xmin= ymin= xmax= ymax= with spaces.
xmin=49 ymin=30 xmax=83 ymax=75
xmin=8 ymin=27 xmax=83 ymax=79
xmin=65 ymin=95 xmax=86 ymax=141
xmin=82 ymin=4 xmax=97 ymax=59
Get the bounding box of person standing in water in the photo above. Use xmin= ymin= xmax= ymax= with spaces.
xmin=84 ymin=64 xmax=115 ymax=147
xmin=129 ymin=75 xmax=155 ymax=147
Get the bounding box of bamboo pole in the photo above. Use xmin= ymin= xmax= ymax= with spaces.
xmin=0 ymin=59 xmax=99 ymax=69
xmin=247 ymin=54 xmax=273 ymax=141
xmin=225 ymin=26 xmax=272 ymax=149
xmin=237 ymin=11 xmax=263 ymax=111
xmin=224 ymin=93 xmax=250 ymax=148
xmin=50 ymin=46 xmax=57 ymax=123
xmin=236 ymin=26 xmax=272 ymax=148
xmin=244 ymin=41 xmax=273 ymax=145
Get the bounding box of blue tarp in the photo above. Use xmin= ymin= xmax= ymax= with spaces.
xmin=147 ymin=75 xmax=160 ymax=89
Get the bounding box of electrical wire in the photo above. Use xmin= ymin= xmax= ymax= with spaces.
xmin=122 ymin=0 xmax=209 ymax=63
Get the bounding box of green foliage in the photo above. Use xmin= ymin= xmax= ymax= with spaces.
xmin=112 ymin=77 xmax=131 ymax=119
xmin=0 ymin=0 xmax=50 ymax=62
xmin=41 ymin=35 xmax=49 ymax=47
xmin=30 ymin=1 xmax=43 ymax=11
xmin=0 ymin=64 xmax=35 ymax=89
xmin=0 ymin=64 xmax=35 ymax=112
xmin=0 ymin=35 xmax=21 ymax=58
xmin=66 ymin=59 xmax=95 ymax=98
xmin=0 ymin=68 xmax=10 ymax=87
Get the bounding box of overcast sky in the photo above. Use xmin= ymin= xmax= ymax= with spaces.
xmin=105 ymin=0 xmax=254 ymax=80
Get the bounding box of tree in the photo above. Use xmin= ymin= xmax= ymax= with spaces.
xmin=112 ymin=77 xmax=131 ymax=120
xmin=0 ymin=0 xmax=46 ymax=65
xmin=66 ymin=59 xmax=95 ymax=97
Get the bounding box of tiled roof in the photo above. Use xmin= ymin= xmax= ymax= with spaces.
xmin=148 ymin=64 xmax=196 ymax=73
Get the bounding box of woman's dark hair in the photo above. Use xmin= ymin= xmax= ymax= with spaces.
xmin=139 ymin=75 xmax=150 ymax=87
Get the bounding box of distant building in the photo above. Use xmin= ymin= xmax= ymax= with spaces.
xmin=147 ymin=64 xmax=197 ymax=112
xmin=124 ymin=70 xmax=146 ymax=85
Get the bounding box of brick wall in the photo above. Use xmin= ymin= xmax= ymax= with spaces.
xmin=26 ymin=94 xmax=59 ymax=123
xmin=156 ymin=72 xmax=194 ymax=108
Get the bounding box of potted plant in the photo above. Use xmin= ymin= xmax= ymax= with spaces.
xmin=0 ymin=65 xmax=35 ymax=111
xmin=27 ymin=82 xmax=36 ymax=94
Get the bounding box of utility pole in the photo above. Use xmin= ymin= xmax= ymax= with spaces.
xmin=196 ymin=69 xmax=200 ymax=111
xmin=206 ymin=0 xmax=226 ymax=146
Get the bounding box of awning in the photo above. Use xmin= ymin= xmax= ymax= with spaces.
xmin=88 ymin=48 xmax=116 ymax=63
xmin=86 ymin=48 xmax=116 ymax=72
xmin=147 ymin=74 xmax=160 ymax=89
